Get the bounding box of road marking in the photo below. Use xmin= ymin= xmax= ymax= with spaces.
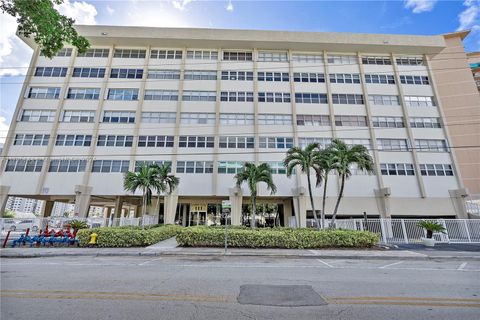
xmin=332 ymin=300 xmax=480 ymax=308
xmin=457 ymin=262 xmax=468 ymax=270
xmin=138 ymin=257 xmax=162 ymax=266
xmin=329 ymin=296 xmax=480 ymax=302
xmin=316 ymin=259 xmax=334 ymax=268
xmin=378 ymin=261 xmax=404 ymax=269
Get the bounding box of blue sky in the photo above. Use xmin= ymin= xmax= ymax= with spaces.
xmin=1 ymin=0 xmax=479 ymax=141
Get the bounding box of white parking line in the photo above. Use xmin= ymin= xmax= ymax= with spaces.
xmin=316 ymin=259 xmax=334 ymax=268
xmin=457 ymin=262 xmax=468 ymax=271
xmin=138 ymin=257 xmax=162 ymax=266
xmin=379 ymin=261 xmax=404 ymax=269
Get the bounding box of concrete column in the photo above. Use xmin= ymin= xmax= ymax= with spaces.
xmin=374 ymin=187 xmax=391 ymax=218
xmin=74 ymin=185 xmax=92 ymax=218
xmin=449 ymin=188 xmax=469 ymax=219
xmin=292 ymin=187 xmax=307 ymax=228
xmin=182 ymin=204 xmax=187 ymax=227
xmin=283 ymin=199 xmax=293 ymax=227
xmin=0 ymin=185 xmax=11 ymax=215
xmin=229 ymin=186 xmax=243 ymax=225
xmin=103 ymin=207 xmax=109 ymax=226
xmin=42 ymin=200 xmax=55 ymax=218
xmin=114 ymin=197 xmax=123 ymax=218
xmin=164 ymin=193 xmax=178 ymax=224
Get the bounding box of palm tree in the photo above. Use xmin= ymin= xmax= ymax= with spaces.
xmin=152 ymin=163 xmax=180 ymax=218
xmin=329 ymin=139 xmax=374 ymax=227
xmin=284 ymin=144 xmax=323 ymax=230
xmin=234 ymin=162 xmax=277 ymax=228
xmin=317 ymin=147 xmax=338 ymax=229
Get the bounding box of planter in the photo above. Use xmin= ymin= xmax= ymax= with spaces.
xmin=421 ymin=237 xmax=435 ymax=247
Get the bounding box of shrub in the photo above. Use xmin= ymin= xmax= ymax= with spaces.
xmin=176 ymin=227 xmax=379 ymax=249
xmin=77 ymin=225 xmax=182 ymax=247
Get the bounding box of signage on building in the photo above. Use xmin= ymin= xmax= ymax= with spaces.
xmin=190 ymin=204 xmax=207 ymax=212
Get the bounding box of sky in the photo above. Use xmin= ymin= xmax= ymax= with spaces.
xmin=0 ymin=0 xmax=479 ymax=143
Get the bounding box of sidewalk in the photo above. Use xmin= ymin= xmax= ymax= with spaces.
xmin=2 ymin=241 xmax=480 ymax=260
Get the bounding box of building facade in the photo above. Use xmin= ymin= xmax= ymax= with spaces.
xmin=0 ymin=26 xmax=475 ymax=226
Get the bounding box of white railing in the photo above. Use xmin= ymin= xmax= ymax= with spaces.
xmin=306 ymin=218 xmax=480 ymax=244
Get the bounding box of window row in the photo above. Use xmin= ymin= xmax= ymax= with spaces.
xmin=13 ymin=134 xmax=50 ymax=146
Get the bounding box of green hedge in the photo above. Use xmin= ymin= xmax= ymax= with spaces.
xmin=176 ymin=227 xmax=379 ymax=249
xmin=77 ymin=225 xmax=182 ymax=247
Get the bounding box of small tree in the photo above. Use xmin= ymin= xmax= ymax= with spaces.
xmin=152 ymin=163 xmax=180 ymax=218
xmin=284 ymin=144 xmax=323 ymax=230
xmin=329 ymin=139 xmax=374 ymax=227
xmin=417 ymin=220 xmax=446 ymax=239
xmin=234 ymin=163 xmax=277 ymax=228
xmin=317 ymin=148 xmax=338 ymax=229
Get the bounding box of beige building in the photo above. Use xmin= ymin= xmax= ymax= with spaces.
xmin=0 ymin=26 xmax=477 ymax=226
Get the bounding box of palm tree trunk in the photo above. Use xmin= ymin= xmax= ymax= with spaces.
xmin=307 ymin=173 xmax=321 ymax=230
xmin=330 ymin=174 xmax=345 ymax=228
xmin=251 ymin=195 xmax=257 ymax=229
xmin=321 ymin=174 xmax=328 ymax=229
xmin=142 ymin=189 xmax=147 ymax=229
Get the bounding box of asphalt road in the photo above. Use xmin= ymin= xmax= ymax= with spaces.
xmin=1 ymin=256 xmax=479 ymax=320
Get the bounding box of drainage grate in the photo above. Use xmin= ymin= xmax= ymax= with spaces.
xmin=238 ymin=285 xmax=327 ymax=307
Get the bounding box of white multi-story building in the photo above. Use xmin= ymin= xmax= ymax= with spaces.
xmin=6 ymin=196 xmax=43 ymax=216
xmin=0 ymin=26 xmax=475 ymax=226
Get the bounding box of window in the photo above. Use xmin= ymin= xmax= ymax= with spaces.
xmin=221 ymin=71 xmax=253 ymax=81
xmin=144 ymin=90 xmax=178 ymax=101
xmin=372 ymin=116 xmax=404 ymax=128
xmin=220 ymin=91 xmax=254 ymax=102
xmin=180 ymin=113 xmax=216 ymax=124
xmin=55 ymin=134 xmax=92 ymax=146
xmin=342 ymin=139 xmax=372 ymax=150
xmin=150 ymin=50 xmax=182 ymax=59
xmin=141 ymin=112 xmax=176 ymax=123
xmin=103 ymin=111 xmax=135 ymax=123
xmin=223 ymin=51 xmax=253 ymax=61
xmin=179 ymin=136 xmax=214 ymax=148
xmin=182 ymin=91 xmax=216 ymax=101
xmin=365 ymin=74 xmax=395 ymax=84
xmin=219 ymin=136 xmax=254 ymax=148
xmin=400 ymin=75 xmax=429 ymax=85
xmin=34 ymin=67 xmax=67 ymax=77
xmin=295 ymin=93 xmax=328 ymax=103
xmin=293 ymin=72 xmax=325 ymax=83
xmin=380 ymin=163 xmax=415 ymax=176
xmin=77 ymin=48 xmax=109 ymax=58
xmin=267 ymin=162 xmax=287 ymax=174
xmin=350 ymin=163 xmax=374 ymax=175
xmin=335 ymin=115 xmax=367 ymax=127
xmin=258 ymin=92 xmax=290 ymax=103
xmin=138 ymin=136 xmax=174 ymax=147
xmin=404 ymin=96 xmax=435 ymax=107
xmin=258 ymin=114 xmax=292 ymax=125
xmin=409 ymin=117 xmax=441 ymax=128
xmin=186 ymin=50 xmax=218 ymax=60
xmin=415 ymin=139 xmax=448 ymax=152
xmin=362 ymin=56 xmax=391 ymax=65
xmin=329 ymin=73 xmax=360 ymax=84
xmin=113 ymin=49 xmax=146 ymax=58
xmin=368 ymin=95 xmax=399 ymax=106
xmin=20 ymin=110 xmax=55 ymax=122
xmin=135 ymin=161 xmax=172 ymax=172
xmin=259 ymin=137 xmax=293 ymax=149
xmin=72 ymin=67 xmax=106 ymax=78
xmin=298 ymin=137 xmax=331 ymax=148
xmin=396 ymin=57 xmax=424 ymax=66
xmin=5 ymin=159 xmax=43 ymax=172
xmin=49 ymin=160 xmax=86 ymax=173
xmin=257 ymin=72 xmax=289 ymax=82
xmin=332 ymin=94 xmax=364 ymax=105
xmin=258 ymin=51 xmax=288 ymax=62
xmin=14 ymin=134 xmax=50 ymax=146
xmin=184 ymin=70 xmax=217 ymax=80
xmin=92 ymin=160 xmax=130 ymax=173
xmin=41 ymin=48 xmax=72 ymax=57
xmin=377 ymin=139 xmax=409 ymax=151
xmin=67 ymin=88 xmax=100 ymax=100
xmin=107 ymin=88 xmax=139 ymax=101
xmin=147 ymin=70 xmax=180 ymax=79
xmin=28 ymin=87 xmax=61 ymax=99
xmin=176 ymin=161 xmax=213 ymax=174
xmin=97 ymin=135 xmax=133 ymax=147
xmin=292 ymin=54 xmax=323 ymax=63
xmin=62 ymin=111 xmax=94 ymax=123
xmin=327 ymin=55 xmax=357 ymax=65
xmin=296 ymin=114 xmax=330 ymax=126
xmin=420 ymin=164 xmax=454 ymax=176
xmin=219 ymin=113 xmax=254 ymax=125
xmin=218 ymin=161 xmax=244 ymax=174
xmin=110 ymin=68 xmax=143 ymax=79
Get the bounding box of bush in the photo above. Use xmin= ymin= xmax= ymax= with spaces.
xmin=176 ymin=227 xmax=380 ymax=249
xmin=77 ymin=225 xmax=182 ymax=247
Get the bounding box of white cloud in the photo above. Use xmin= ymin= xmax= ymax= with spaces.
xmin=171 ymin=0 xmax=194 ymax=11
xmin=226 ymin=1 xmax=234 ymax=12
xmin=0 ymin=116 xmax=10 ymax=144
xmin=457 ymin=0 xmax=480 ymax=31
xmin=106 ymin=5 xmax=115 ymax=15
xmin=0 ymin=14 xmax=32 ymax=76
xmin=55 ymin=0 xmax=98 ymax=25
xmin=404 ymin=0 xmax=437 ymax=14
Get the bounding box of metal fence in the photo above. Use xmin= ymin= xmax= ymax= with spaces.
xmin=307 ymin=218 xmax=480 ymax=244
